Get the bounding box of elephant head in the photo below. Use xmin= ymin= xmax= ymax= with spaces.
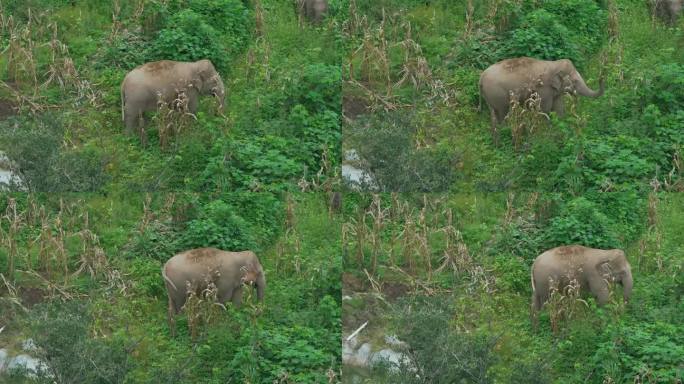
xmin=194 ymin=59 xmax=226 ymax=111
xmin=551 ymin=59 xmax=605 ymax=99
xmin=240 ymin=262 xmax=266 ymax=301
xmin=594 ymin=249 xmax=633 ymax=303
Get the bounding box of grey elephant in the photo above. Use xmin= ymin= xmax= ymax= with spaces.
xmin=531 ymin=245 xmax=633 ymax=323
xmin=652 ymin=0 xmax=683 ymax=25
xmin=162 ymin=247 xmax=266 ymax=336
xmin=121 ymin=59 xmax=225 ymax=135
xmin=479 ymin=57 xmax=604 ymax=145
xmin=296 ymin=0 xmax=328 ymax=24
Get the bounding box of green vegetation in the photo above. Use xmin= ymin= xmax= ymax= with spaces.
xmin=0 ymin=0 xmax=342 ymax=192
xmin=342 ymin=192 xmax=683 ymax=383
xmin=0 ymin=192 xmax=341 ymax=382
xmin=343 ymin=0 xmax=684 ymax=193
xmin=342 ymin=7 xmax=683 ymax=379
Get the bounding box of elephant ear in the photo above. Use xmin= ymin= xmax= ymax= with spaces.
xmin=593 ymin=250 xmax=622 ymax=279
xmin=551 ymin=71 xmax=566 ymax=91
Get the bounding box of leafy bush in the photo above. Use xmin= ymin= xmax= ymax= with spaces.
xmin=542 ymin=197 xmax=621 ymax=249
xmin=148 ymin=10 xmax=228 ymax=71
xmin=123 ymin=220 xmax=179 ymax=262
xmin=213 ymin=136 xmax=303 ymax=190
xmin=497 ymin=0 xmax=606 ymax=65
xmin=508 ymin=359 xmax=553 ymax=384
xmin=346 ymin=111 xmax=461 ymax=191
xmin=27 ymin=301 xmax=133 ymax=384
xmin=128 ymin=258 xmax=165 ymax=297
xmin=0 ymin=115 xmax=109 ymax=192
xmin=178 ymin=200 xmax=257 ymax=251
xmin=144 ymin=0 xmax=252 ymax=73
xmin=593 ymin=322 xmax=684 ymax=382
xmin=579 ymin=135 xmax=652 ymax=186
xmin=492 ymin=254 xmax=530 ymax=293
xmin=502 ymin=9 xmax=582 ymax=63
xmin=229 ymin=325 xmax=332 ymax=382
xmin=389 ymin=296 xmax=499 ymax=383
xmin=640 ymin=64 xmax=684 ymax=115
xmin=96 ymin=30 xmax=149 ymax=70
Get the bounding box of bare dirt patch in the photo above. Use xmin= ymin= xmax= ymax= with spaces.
xmin=0 ymin=99 xmax=17 ymax=119
xmin=343 ymin=272 xmax=367 ymax=293
xmin=19 ymin=287 xmax=46 ymax=307
xmin=381 ymin=281 xmax=409 ymax=301
xmin=343 ymin=95 xmax=369 ymax=121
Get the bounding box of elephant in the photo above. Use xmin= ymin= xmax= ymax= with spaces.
xmin=296 ymin=0 xmax=328 ymax=24
xmin=479 ymin=57 xmax=605 ymax=145
xmin=652 ymin=0 xmax=683 ymax=25
xmin=162 ymin=247 xmax=266 ymax=336
xmin=121 ymin=59 xmax=225 ymax=136
xmin=530 ymin=245 xmax=633 ymax=324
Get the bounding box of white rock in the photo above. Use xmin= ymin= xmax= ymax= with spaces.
xmin=344 ymin=149 xmax=360 ymax=162
xmin=21 ymin=339 xmax=37 ymax=352
xmin=384 ymin=334 xmax=408 ymax=349
xmin=342 ymin=164 xmax=378 ymax=191
xmin=342 ymin=340 xmax=356 ymax=365
xmin=342 ymin=295 xmax=353 ymax=301
xmin=7 ymin=354 xmax=47 ymax=377
xmin=370 ymin=348 xmax=411 ymax=373
xmin=355 ymin=343 xmax=372 ymax=366
xmin=0 ymin=349 xmax=8 ymax=373
xmin=0 ymin=151 xmax=26 ymax=191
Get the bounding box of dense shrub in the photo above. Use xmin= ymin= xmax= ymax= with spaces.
xmin=641 ymin=64 xmax=684 ymax=115
xmin=346 ymin=111 xmax=460 ymax=191
xmin=147 ymin=10 xmax=229 ymax=72
xmin=123 ymin=220 xmax=180 ymax=262
xmin=502 ymin=9 xmax=582 ymax=63
xmin=96 ymin=30 xmax=149 ymax=70
xmin=496 ymin=0 xmax=606 ymax=65
xmin=0 ymin=115 xmax=109 ymax=192
xmin=389 ymin=296 xmax=499 ymax=383
xmin=26 ymin=302 xmax=133 ymax=384
xmin=593 ymin=322 xmax=684 ymax=382
xmin=542 ymin=197 xmax=621 ymax=249
xmin=178 ymin=200 xmax=257 ymax=251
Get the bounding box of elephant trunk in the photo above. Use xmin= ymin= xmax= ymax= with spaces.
xmin=574 ymin=72 xmax=605 ymax=98
xmin=622 ymin=268 xmax=633 ymax=304
xmin=218 ymin=84 xmax=226 ymax=112
xmin=256 ymin=272 xmax=266 ymax=302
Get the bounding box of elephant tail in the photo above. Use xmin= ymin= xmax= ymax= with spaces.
xmin=478 ymin=75 xmax=483 ymax=112
xmin=121 ymin=84 xmax=125 ymax=122
xmin=162 ymin=265 xmax=178 ymax=292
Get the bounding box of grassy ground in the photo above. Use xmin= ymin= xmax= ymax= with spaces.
xmin=341 ymin=192 xmax=683 ymax=383
xmin=0 ymin=192 xmax=341 ymax=383
xmin=0 ymin=0 xmax=342 ymax=193
xmin=343 ymin=0 xmax=684 ymax=193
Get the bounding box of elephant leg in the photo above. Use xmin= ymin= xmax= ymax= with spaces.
xmin=530 ymin=292 xmax=541 ymax=331
xmin=187 ymin=95 xmax=199 ymax=115
xmin=218 ymin=288 xmax=234 ymax=308
xmin=167 ymin=293 xmax=177 ymax=337
xmin=490 ymin=109 xmax=499 ymax=146
xmin=552 ymin=97 xmax=565 ymax=118
xmin=588 ymin=277 xmax=610 ymax=306
xmin=540 ymin=96 xmax=554 ymax=116
xmin=231 ymin=286 xmax=243 ymax=308
xmin=123 ymin=107 xmax=140 ymax=135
